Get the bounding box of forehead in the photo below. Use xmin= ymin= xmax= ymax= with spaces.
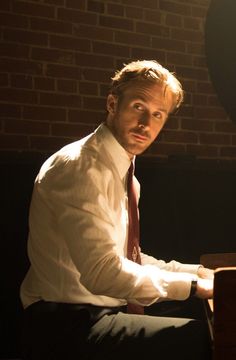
xmin=121 ymin=81 xmax=175 ymax=111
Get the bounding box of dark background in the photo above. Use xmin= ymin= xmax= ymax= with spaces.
xmin=205 ymin=0 xmax=236 ymax=123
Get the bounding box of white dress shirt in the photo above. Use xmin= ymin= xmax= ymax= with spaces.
xmin=20 ymin=123 xmax=200 ymax=309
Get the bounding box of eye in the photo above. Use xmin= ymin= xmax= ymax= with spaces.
xmin=133 ymin=103 xmax=144 ymax=111
xmin=153 ymin=112 xmax=163 ymax=120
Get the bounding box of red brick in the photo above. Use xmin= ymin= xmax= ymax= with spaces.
xmin=166 ymin=14 xmax=182 ymax=28
xmin=57 ymin=79 xmax=77 ymax=93
xmin=93 ymin=41 xmax=130 ymax=57
xmin=73 ymin=24 xmax=113 ymax=42
xmin=34 ymin=77 xmax=55 ymax=91
xmin=187 ymin=42 xmax=204 ymax=55
xmin=187 ymin=144 xmax=218 ymax=157
xmin=167 ymin=52 xmax=192 ymax=66
xmin=164 ymin=116 xmax=179 ymax=130
xmin=122 ymin=0 xmax=157 ymax=9
xmin=176 ymin=66 xmax=208 ymax=81
xmin=131 ymin=48 xmax=165 ymax=63
xmin=191 ymin=5 xmax=208 ymax=18
xmin=11 ymin=74 xmax=33 ymax=89
xmin=160 ymin=1 xmax=191 ymax=16
xmin=152 ymin=37 xmax=186 ymax=52
xmin=193 ymin=94 xmax=207 ymax=106
xmin=30 ymin=17 xmax=72 ymax=35
xmin=68 ymin=109 xmax=105 ymax=124
xmin=99 ymin=15 xmax=133 ymax=31
xmin=3 ymin=28 xmax=48 ymax=46
xmin=1 ymin=58 xmax=42 ymax=75
xmin=46 ymin=0 xmax=65 ymax=5
xmin=100 ymin=83 xmax=110 ymax=97
xmin=0 ymin=73 xmax=8 ymax=87
xmin=0 ymin=12 xmax=28 ymax=28
xmin=171 ymin=28 xmax=203 ymax=43
xmin=0 ymin=134 xmax=29 ymax=149
xmin=51 ymin=122 xmax=93 ymax=137
xmin=108 ymin=3 xmax=124 ymax=17
xmin=50 ymin=34 xmax=90 ymax=51
xmin=0 ymin=2 xmax=10 ymax=10
xmin=79 ymin=82 xmax=98 ymax=96
xmin=39 ymin=92 xmax=81 ymax=107
xmin=32 ymin=47 xmax=75 ymax=64
xmin=161 ymin=129 xmax=198 ymax=144
xmin=197 ymin=81 xmax=215 ymax=94
xmin=13 ymin=1 xmax=55 ymax=18
xmin=0 ymin=88 xmax=37 ymax=104
xmin=180 ymin=92 xmax=192 ymax=106
xmin=57 ymin=8 xmax=96 ymax=25
xmin=194 ymin=54 xmax=207 ymax=68
xmin=46 ymin=64 xmax=81 ymax=80
xmin=82 ymin=68 xmax=112 ymax=83
xmin=215 ymin=121 xmax=236 ymax=134
xmin=220 ymin=147 xmax=236 ymax=157
xmin=0 ymin=104 xmax=21 ymax=118
xmin=30 ymin=135 xmax=71 ymax=152
xmin=83 ymin=96 xmax=106 ymax=111
xmin=208 ymin=95 xmax=222 ymax=107
xmin=76 ymin=53 xmax=114 ymax=69
xmin=199 ymin=133 xmax=230 ymax=146
xmin=195 ymin=106 xmax=228 ymax=120
xmin=184 ymin=17 xmax=201 ymax=30
xmin=181 ymin=79 xmax=196 ymax=92
xmin=88 ymin=0 xmax=105 ymax=13
xmin=0 ymin=42 xmax=29 ymax=58
xmin=181 ymin=118 xmax=213 ymax=132
xmin=144 ymin=9 xmax=161 ymax=23
xmin=136 ymin=22 xmax=169 ymax=37
xmin=149 ymin=141 xmax=186 ymax=156
xmin=5 ymin=119 xmax=50 ymax=135
xmin=178 ymin=105 xmax=194 ymax=118
xmin=232 ymin=134 xmax=236 ymax=145
xmin=65 ymin=0 xmax=86 ymax=10
xmin=23 ymin=106 xmax=66 ymax=122
xmin=115 ymin=30 xmax=150 ymax=47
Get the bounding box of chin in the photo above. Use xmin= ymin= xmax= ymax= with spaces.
xmin=129 ymin=147 xmax=147 ymax=156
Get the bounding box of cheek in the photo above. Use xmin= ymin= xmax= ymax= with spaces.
xmin=151 ymin=122 xmax=164 ymax=137
xmin=121 ymin=112 xmax=138 ymax=128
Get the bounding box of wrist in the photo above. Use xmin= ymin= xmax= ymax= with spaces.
xmin=189 ymin=280 xmax=198 ymax=297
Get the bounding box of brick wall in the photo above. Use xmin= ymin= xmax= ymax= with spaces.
xmin=1 ymin=0 xmax=236 ymax=162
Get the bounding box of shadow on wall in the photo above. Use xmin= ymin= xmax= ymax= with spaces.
xmin=205 ymin=0 xmax=236 ymax=123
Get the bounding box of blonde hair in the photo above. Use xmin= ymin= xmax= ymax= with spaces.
xmin=110 ymin=60 xmax=184 ymax=113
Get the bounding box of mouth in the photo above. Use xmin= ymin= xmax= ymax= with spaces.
xmin=131 ymin=132 xmax=149 ymax=142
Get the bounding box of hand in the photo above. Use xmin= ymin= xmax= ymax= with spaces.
xmin=195 ymin=278 xmax=213 ymax=299
xmin=197 ymin=266 xmax=214 ymax=280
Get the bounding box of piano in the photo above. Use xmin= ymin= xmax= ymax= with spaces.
xmin=200 ymin=253 xmax=236 ymax=360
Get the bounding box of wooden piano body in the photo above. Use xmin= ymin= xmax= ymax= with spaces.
xmin=200 ymin=253 xmax=236 ymax=360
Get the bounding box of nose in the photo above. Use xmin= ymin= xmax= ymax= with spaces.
xmin=139 ymin=110 xmax=151 ymax=128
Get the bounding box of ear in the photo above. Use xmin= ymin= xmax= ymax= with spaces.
xmin=106 ymin=94 xmax=117 ymax=114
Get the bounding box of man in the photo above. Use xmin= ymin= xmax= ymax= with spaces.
xmin=20 ymin=60 xmax=213 ymax=360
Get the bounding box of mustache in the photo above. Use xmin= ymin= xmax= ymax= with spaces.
xmin=130 ymin=127 xmax=151 ymax=139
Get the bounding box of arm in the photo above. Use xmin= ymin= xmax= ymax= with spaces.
xmin=46 ymin=157 xmax=198 ymax=304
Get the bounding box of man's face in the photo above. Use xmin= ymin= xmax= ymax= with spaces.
xmin=106 ymin=81 xmax=174 ymax=158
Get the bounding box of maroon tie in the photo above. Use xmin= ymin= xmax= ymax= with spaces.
xmin=127 ymin=162 xmax=144 ymax=315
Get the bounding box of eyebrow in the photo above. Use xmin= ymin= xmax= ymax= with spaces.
xmin=133 ymin=96 xmax=168 ymax=115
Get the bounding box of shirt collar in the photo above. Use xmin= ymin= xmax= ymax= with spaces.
xmin=96 ymin=123 xmax=133 ymax=180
